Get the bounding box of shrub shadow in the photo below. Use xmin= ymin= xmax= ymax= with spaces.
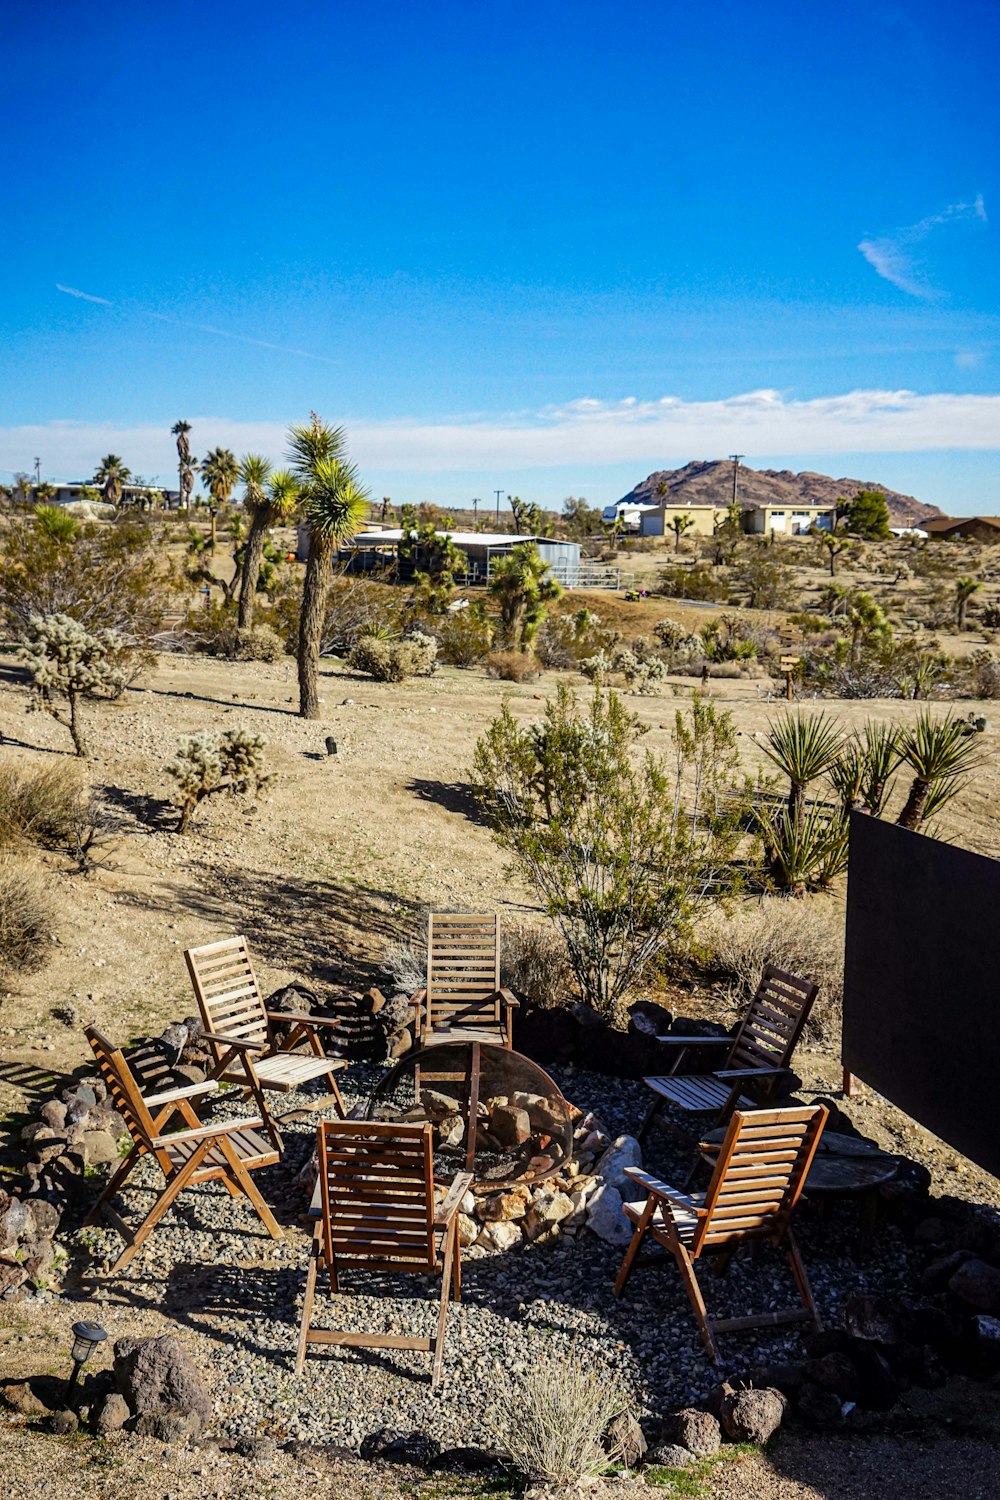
xmin=406 ymin=778 xmax=487 ymax=827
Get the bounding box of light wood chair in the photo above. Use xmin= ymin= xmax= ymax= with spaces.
xmin=295 ymin=1119 xmax=472 ymax=1389
xmin=638 ymin=965 xmax=818 ymax=1146
xmin=84 ymin=1026 xmax=283 ymax=1273
xmin=615 ymin=1103 xmax=828 ymax=1362
xmin=185 ymin=937 xmax=347 ymax=1138
xmin=409 ymin=912 xmax=517 ymax=1049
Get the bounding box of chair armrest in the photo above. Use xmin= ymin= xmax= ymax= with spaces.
xmin=653 ymin=1034 xmax=732 ymax=1047
xmin=409 ymin=988 xmax=427 ymax=1009
xmin=265 ymin=1010 xmax=340 ymax=1028
xmin=434 ymin=1172 xmax=474 ymax=1227
xmin=714 ymin=1066 xmax=791 ymax=1081
xmin=143 ymin=1080 xmax=220 ymax=1107
xmin=200 ymin=1030 xmax=267 ymax=1054
xmin=498 ymin=988 xmax=520 ymax=1010
xmin=623 ymin=1166 xmax=703 ymax=1214
xmin=151 ymin=1116 xmax=267 ymax=1149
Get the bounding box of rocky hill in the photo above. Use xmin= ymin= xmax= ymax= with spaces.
xmin=618 ymin=461 xmax=944 ymax=525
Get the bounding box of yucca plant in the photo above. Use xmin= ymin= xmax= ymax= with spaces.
xmin=761 ymin=712 xmax=846 ymax=828
xmin=829 ymin=742 xmax=864 ymax=810
xmin=859 ymin=722 xmax=902 ymax=816
xmin=756 ymin=799 xmax=844 ymax=897
xmin=896 ymin=713 xmax=980 ymax=831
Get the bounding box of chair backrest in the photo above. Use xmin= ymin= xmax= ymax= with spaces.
xmin=316 ymin=1119 xmax=436 ymax=1274
xmin=425 ymin=912 xmax=501 ymax=1033
xmin=726 ymin=964 xmax=818 ymax=1073
xmin=185 ymin=937 xmax=269 ymax=1063
xmin=85 ymin=1026 xmax=159 ymax=1155
xmin=693 ymin=1103 xmax=828 ymax=1254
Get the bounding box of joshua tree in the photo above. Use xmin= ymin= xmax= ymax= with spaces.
xmin=488 ymin=542 xmax=563 ymax=650
xmin=93 ymin=455 xmax=132 ymax=509
xmin=815 ymin=528 xmax=852 ymax=577
xmin=200 ymin=447 xmax=239 ymax=512
xmin=237 ymin=461 xmax=300 ymax=628
xmin=669 ymin=513 xmax=695 ymax=552
xmin=955 ymin=576 xmax=982 ymax=631
xmin=847 ymin=591 xmax=890 ymax=664
xmin=289 ymin=414 xmax=368 ymax=719
xmin=896 ymin=713 xmax=981 ymax=831
xmin=172 ymin=419 xmax=193 ymax=510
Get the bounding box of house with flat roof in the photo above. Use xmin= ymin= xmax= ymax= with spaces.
xmin=303 ymin=526 xmax=584 ymax=586
xmin=743 ymin=502 xmax=835 ymax=536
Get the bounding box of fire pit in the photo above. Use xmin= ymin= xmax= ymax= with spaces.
xmin=366 ymin=1040 xmax=574 ymax=1188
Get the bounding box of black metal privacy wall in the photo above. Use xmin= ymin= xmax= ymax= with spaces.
xmin=843 ymin=809 xmax=1000 ymax=1179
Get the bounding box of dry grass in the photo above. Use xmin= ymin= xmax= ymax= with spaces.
xmin=485 ymin=650 xmax=540 ymax=682
xmin=0 ymin=855 xmax=56 ymax=973
xmin=698 ymin=895 xmax=845 ymax=1043
xmin=483 ymin=1349 xmax=635 ymax=1484
xmin=0 ymin=761 xmax=87 ymax=850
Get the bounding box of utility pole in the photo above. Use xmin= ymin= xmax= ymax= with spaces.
xmin=494 ymin=489 xmax=504 ymax=527
xmin=33 ymin=457 xmax=41 ymax=486
xmin=472 ymin=497 xmax=481 ymax=524
xmin=729 ymin=454 xmax=744 ymax=511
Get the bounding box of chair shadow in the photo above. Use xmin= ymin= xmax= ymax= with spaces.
xmin=405 ymin=777 xmax=487 ymax=826
xmin=0 ymin=1058 xmax=76 ymax=1102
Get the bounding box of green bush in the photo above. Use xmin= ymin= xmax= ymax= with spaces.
xmin=657 ymin=564 xmax=727 ymax=602
xmin=431 ymin=608 xmax=495 ymax=666
xmin=348 ymin=630 xmax=438 ymax=681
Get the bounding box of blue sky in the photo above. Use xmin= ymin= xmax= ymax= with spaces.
xmin=2 ymin=0 xmax=998 ymax=511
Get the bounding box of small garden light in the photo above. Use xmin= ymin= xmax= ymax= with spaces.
xmin=65 ymin=1320 xmax=107 ymax=1405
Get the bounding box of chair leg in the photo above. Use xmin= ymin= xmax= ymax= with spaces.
xmin=218 ymin=1140 xmax=283 ymax=1241
xmin=294 ymin=1225 xmax=321 ymax=1376
xmin=613 ymin=1207 xmax=652 ymax=1297
xmin=673 ymin=1244 xmax=719 ymax=1363
xmin=109 ymin=1147 xmax=208 ymax=1273
xmin=85 ymin=1143 xmax=142 ymax=1224
xmin=452 ymin=1233 xmax=462 ymax=1301
xmin=432 ymin=1223 xmax=456 ymax=1390
xmin=785 ymin=1230 xmax=821 ymax=1330
xmin=637 ymin=1094 xmax=662 ymax=1145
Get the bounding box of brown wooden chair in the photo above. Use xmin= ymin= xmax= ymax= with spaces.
xmin=185 ymin=937 xmax=347 ymax=1137
xmin=615 ymin=1103 xmax=828 ymax=1362
xmin=84 ymin=1026 xmax=283 ymax=1273
xmin=638 ymin=965 xmax=818 ymax=1146
xmin=409 ymin=912 xmax=517 ymax=1049
xmin=295 ymin=1120 xmax=472 ymax=1389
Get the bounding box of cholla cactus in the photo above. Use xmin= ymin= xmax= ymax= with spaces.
xmin=19 ymin=612 xmax=127 ymax=757
xmin=167 ymin=727 xmax=271 ymax=833
xmin=612 ymin=646 xmax=666 ymax=695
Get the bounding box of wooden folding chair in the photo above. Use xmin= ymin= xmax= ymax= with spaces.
xmin=409 ymin=913 xmax=518 ymax=1050
xmin=186 ymin=937 xmax=347 ymax=1141
xmin=638 ymin=965 xmax=818 ymax=1148
xmin=295 ymin=1120 xmax=472 ymax=1389
xmin=615 ymin=1103 xmax=828 ymax=1362
xmin=84 ymin=1026 xmax=283 ymax=1273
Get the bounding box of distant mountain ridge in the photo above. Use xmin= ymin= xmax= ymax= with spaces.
xmin=617 ymin=461 xmax=944 ymax=526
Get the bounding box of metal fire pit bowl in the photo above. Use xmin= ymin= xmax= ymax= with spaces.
xmin=366 ymin=1040 xmax=574 ymax=1188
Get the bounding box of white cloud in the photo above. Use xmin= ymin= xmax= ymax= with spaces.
xmin=4 ymin=388 xmax=1000 ymax=483
xmin=55 ymin=284 xmax=115 ymax=307
xmin=859 ymin=196 xmax=988 ymax=297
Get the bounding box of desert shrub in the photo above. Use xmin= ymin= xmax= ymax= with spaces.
xmin=501 ymin=920 xmax=575 ymax=1008
xmin=431 ymin=607 xmax=494 ymax=666
xmin=483 ymin=1350 xmax=635 ymax=1485
xmin=473 ymin=686 xmax=743 ymax=1018
xmin=166 ymin=727 xmax=271 ymax=833
xmin=980 ymin=604 xmax=1000 ymax=629
xmin=348 ymin=630 xmax=438 ymax=681
xmin=0 ymin=761 xmax=86 ymax=848
xmin=579 ymin=649 xmax=612 ymax=685
xmin=968 ymin=648 xmax=1000 ymax=698
xmin=224 ymin=624 xmax=285 ymax=662
xmin=20 ymin=613 xmax=128 ymax=756
xmin=657 ymin=563 xmax=727 ymax=601
xmin=0 ymin=855 xmax=55 ymax=974
xmin=699 ymin=896 xmax=845 ymax=1043
xmin=652 ymin=617 xmax=703 ymax=661
xmin=732 ymin=544 xmax=797 ymax=610
xmin=611 ymin=645 xmax=666 ymax=694
xmin=484 ymin=650 xmax=539 ymax=682
xmin=534 ymin=608 xmax=615 ymax=669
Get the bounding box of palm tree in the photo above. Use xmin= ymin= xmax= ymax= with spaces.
xmin=93 ymin=455 xmax=132 ymax=509
xmin=237 ymin=458 xmax=303 ymax=629
xmin=896 ymin=713 xmax=981 ymax=830
xmin=955 ymin=576 xmax=982 ymax=631
xmin=200 ymin=447 xmax=239 ymax=508
xmin=289 ymin=414 xmax=368 ymax=718
xmin=172 ymin=420 xmax=193 ymax=510
xmin=669 ymin=513 xmax=695 ymax=552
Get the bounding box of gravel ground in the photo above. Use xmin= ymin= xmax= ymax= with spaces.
xmin=16 ymin=1063 xmax=920 ymax=1454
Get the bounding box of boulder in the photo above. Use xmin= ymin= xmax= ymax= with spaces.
xmin=511 ymin=1006 xmax=580 ymax=1066
xmin=719 ymin=1387 xmax=786 ymax=1444
xmin=663 ymin=1408 xmax=721 ymax=1457
xmin=948 ymin=1258 xmax=1000 ymax=1314
xmin=803 ymin=1352 xmax=859 ymax=1399
xmin=25 ymin=1199 xmax=60 ymax=1240
xmin=605 ymin=1411 xmax=646 ymax=1467
xmin=82 ymin=1131 xmax=119 ymax=1167
xmin=39 ymin=1101 xmax=68 ymax=1131
xmin=456 ymin=1213 xmax=478 ymax=1247
xmin=359 ymin=1429 xmax=441 ymax=1465
xmin=113 ymin=1335 xmax=212 ymax=1430
xmin=94 ymin=1392 xmax=130 ymax=1435
xmin=969 ymin=1315 xmax=1000 ymax=1370
xmin=585 ymin=1184 xmax=633 ymax=1246
xmin=134 ymin=1406 xmax=203 ymax=1442
xmin=477 ymin=1220 xmax=523 ymax=1253
xmin=490 ymin=1105 xmax=532 ymax=1148
xmin=840 ymin=1292 xmax=903 ymax=1345
xmin=510 ymin=1091 xmax=567 ymax=1136
xmin=0 ymin=1193 xmax=28 ymax=1249
xmin=646 ymin=1443 xmax=694 ymax=1468
xmin=47 ymin=1408 xmax=79 ymax=1435
xmin=796 ymin=1382 xmax=844 ymax=1427
xmin=920 ymin=1248 xmax=974 ymax=1291
xmin=479 ymin=1188 xmax=530 ymax=1222
xmin=523 ymin=1191 xmax=574 ymax=1240
xmin=595 ymin=1136 xmax=642 ymax=1195
xmin=3 ymin=1380 xmax=52 ymax=1417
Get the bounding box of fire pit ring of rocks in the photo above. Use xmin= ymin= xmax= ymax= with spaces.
xmin=365 ymin=1040 xmax=574 ymax=1188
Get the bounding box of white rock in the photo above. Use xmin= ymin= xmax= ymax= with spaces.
xmin=586 ymin=1184 xmax=634 ymax=1246
xmin=477 ymin=1220 xmax=523 ymax=1252
xmin=595 ymin=1134 xmax=642 ymax=1194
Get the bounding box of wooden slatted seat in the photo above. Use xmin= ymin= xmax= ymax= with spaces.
xmin=615 ymin=1104 xmax=828 ymax=1361
xmin=186 ymin=937 xmax=347 ymax=1139
xmin=639 ymin=965 xmax=818 ymax=1147
xmin=295 ymin=1120 xmax=472 ymax=1388
xmin=409 ymin=913 xmax=517 ymax=1050
xmin=84 ymin=1026 xmax=283 ymax=1273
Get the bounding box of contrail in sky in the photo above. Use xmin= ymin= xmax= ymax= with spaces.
xmin=55 ymin=283 xmax=337 ymax=364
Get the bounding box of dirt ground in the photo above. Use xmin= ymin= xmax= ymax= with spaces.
xmin=3 ymin=639 xmax=1000 ymax=1498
